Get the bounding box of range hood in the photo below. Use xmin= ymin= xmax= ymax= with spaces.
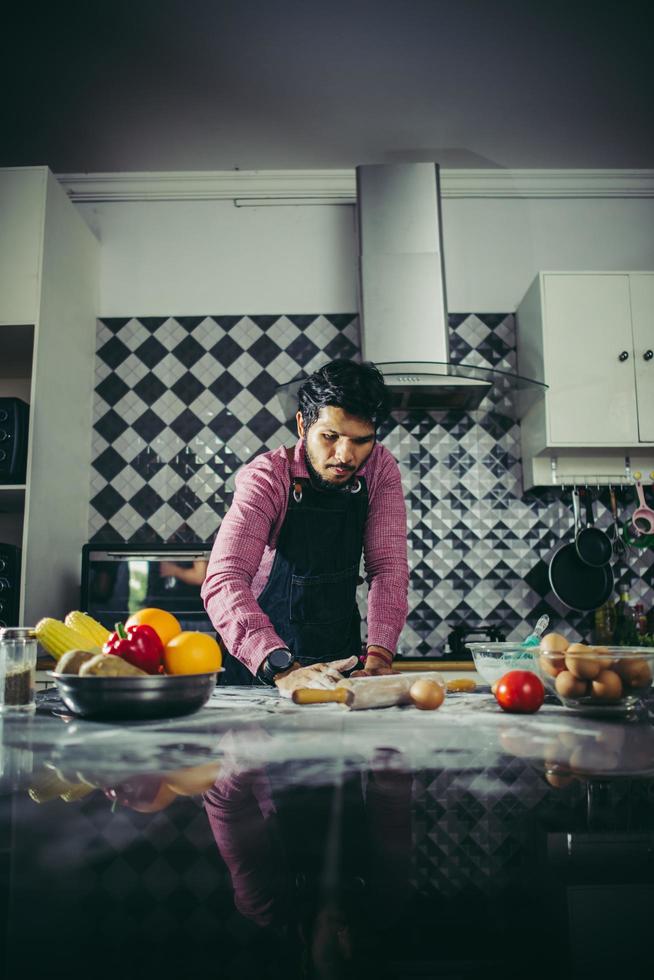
xmin=356 ymin=162 xmax=540 ymax=412
xmin=276 ymin=162 xmax=545 ymax=419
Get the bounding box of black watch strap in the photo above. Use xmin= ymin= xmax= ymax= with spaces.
xmin=258 ymin=648 xmax=295 ymax=685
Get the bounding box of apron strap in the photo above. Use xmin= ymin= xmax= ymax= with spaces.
xmin=286 ymin=447 xmax=303 ymax=502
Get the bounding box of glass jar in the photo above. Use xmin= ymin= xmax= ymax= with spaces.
xmin=0 ymin=627 xmax=37 ymax=712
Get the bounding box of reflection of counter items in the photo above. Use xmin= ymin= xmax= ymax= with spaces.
xmin=26 ymin=760 xmax=222 ymax=811
xmin=499 ymin=718 xmax=654 ymax=787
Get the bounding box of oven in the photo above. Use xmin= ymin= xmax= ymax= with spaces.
xmin=0 ymin=543 xmax=21 ymax=627
xmin=0 ymin=398 xmax=29 ymax=483
xmin=81 ymin=543 xmax=214 ymax=633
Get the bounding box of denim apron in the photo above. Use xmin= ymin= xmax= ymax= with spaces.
xmin=221 ymin=467 xmax=369 ymax=685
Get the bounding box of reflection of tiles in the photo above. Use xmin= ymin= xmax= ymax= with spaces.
xmin=90 ymin=314 xmax=654 ymax=648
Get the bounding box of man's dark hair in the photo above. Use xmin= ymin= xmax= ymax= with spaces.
xmin=297 ymin=359 xmax=391 ymax=431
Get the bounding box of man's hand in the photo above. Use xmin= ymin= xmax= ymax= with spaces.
xmin=274 ymin=656 xmax=358 ymax=698
xmin=350 ymin=645 xmax=394 ymax=677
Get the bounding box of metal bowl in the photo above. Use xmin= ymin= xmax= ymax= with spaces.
xmin=50 ymin=671 xmax=220 ymax=720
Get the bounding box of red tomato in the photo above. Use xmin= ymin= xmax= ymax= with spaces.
xmin=494 ymin=670 xmax=545 ymax=714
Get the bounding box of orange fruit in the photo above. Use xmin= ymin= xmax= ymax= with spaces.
xmin=125 ymin=607 xmax=181 ymax=647
xmin=163 ymin=631 xmax=222 ymax=675
xmin=130 ymin=782 xmax=179 ymax=813
xmin=163 ymin=761 xmax=222 ymax=795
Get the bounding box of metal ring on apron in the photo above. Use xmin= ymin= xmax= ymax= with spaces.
xmin=293 ymin=481 xmax=303 ymax=503
xmin=350 ymin=479 xmax=362 ymax=494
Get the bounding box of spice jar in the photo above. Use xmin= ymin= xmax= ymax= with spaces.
xmin=0 ymin=627 xmax=37 ymax=712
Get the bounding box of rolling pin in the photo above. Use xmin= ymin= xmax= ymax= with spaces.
xmin=291 ymin=672 xmax=474 ymax=710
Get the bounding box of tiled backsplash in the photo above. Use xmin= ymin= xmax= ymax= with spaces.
xmin=90 ymin=314 xmax=654 ymax=655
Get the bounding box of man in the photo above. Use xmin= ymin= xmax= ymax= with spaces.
xmin=201 ymin=359 xmax=409 ymax=691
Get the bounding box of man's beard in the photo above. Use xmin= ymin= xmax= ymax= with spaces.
xmin=303 ymin=438 xmax=358 ymax=492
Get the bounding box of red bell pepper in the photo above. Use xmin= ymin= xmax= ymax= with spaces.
xmin=103 ymin=622 xmax=164 ymax=674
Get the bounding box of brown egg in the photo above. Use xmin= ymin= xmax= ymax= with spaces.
xmin=555 ymin=671 xmax=589 ymax=699
xmin=540 ymin=632 xmax=569 ymax=653
xmin=596 ymin=726 xmax=626 ymax=752
xmin=592 ymin=645 xmax=614 ymax=670
xmin=565 ymin=643 xmax=602 ymax=680
xmin=546 ymin=771 xmax=575 ymax=789
xmin=614 ymin=658 xmax=653 ymax=688
xmin=591 ymin=669 xmax=623 ymax=702
xmin=570 ymin=743 xmax=619 ymax=772
xmin=539 ymin=652 xmax=565 ymax=677
xmin=410 ymin=678 xmax=445 ymax=710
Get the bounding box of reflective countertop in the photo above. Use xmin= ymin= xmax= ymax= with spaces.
xmin=1 ymin=685 xmax=653 ymax=980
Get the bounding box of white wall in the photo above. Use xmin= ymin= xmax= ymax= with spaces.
xmin=76 ymin=193 xmax=654 ymax=317
xmin=80 ymin=200 xmax=358 ymax=317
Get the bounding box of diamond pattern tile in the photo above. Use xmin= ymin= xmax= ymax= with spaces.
xmin=90 ymin=313 xmax=654 ymax=647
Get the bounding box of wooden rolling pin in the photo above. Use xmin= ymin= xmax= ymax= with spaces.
xmin=291 ymin=673 xmax=475 ymax=710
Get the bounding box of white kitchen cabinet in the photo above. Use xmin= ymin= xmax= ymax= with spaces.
xmin=516 ymin=272 xmax=654 ymax=488
xmin=0 ymin=167 xmax=99 ymax=625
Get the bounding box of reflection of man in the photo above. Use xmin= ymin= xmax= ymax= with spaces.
xmin=202 ymin=360 xmax=409 ymax=687
xmin=203 ymin=731 xmax=412 ymax=979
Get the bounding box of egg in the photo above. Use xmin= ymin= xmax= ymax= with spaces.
xmin=591 ymin=669 xmax=623 ymax=702
xmin=614 ymin=657 xmax=653 ymax=688
xmin=565 ymin=643 xmax=602 ymax=680
xmin=546 ymin=771 xmax=575 ymax=789
xmin=592 ymin=645 xmax=614 ymax=670
xmin=539 ymin=652 xmax=565 ymax=677
xmin=555 ymin=671 xmax=589 ymax=699
xmin=410 ymin=678 xmax=445 ymax=710
xmin=539 ymin=633 xmax=568 ymax=676
xmin=540 ymin=632 xmax=569 ymax=653
xmin=570 ymin=744 xmax=619 ymax=772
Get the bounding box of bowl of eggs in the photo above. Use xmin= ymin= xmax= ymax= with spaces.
xmin=537 ymin=632 xmax=654 ymax=716
xmin=467 ymin=642 xmax=539 ymax=687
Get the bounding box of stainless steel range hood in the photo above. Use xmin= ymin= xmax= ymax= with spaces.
xmin=356 ymin=162 xmax=494 ymax=411
xmin=276 ymin=162 xmax=545 ymax=420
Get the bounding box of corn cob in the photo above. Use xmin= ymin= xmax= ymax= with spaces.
xmin=28 ymin=769 xmax=77 ymax=803
xmin=60 ymin=783 xmax=95 ymax=803
xmin=34 ymin=617 xmax=98 ymax=659
xmin=64 ymin=610 xmax=111 ymax=647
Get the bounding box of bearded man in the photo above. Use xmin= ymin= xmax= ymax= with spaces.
xmin=201 ymin=359 xmax=409 ymax=690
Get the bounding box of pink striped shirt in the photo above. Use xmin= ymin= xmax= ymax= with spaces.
xmin=201 ymin=438 xmax=409 ymax=676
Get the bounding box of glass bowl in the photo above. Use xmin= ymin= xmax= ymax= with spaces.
xmin=467 ymin=642 xmax=540 ymax=687
xmin=536 ymin=646 xmax=654 ymax=716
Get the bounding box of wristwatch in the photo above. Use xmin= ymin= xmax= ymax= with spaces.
xmin=257 ymin=648 xmax=296 ymax=685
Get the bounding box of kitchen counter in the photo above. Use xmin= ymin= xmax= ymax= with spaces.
xmin=1 ymin=685 xmax=653 ymax=980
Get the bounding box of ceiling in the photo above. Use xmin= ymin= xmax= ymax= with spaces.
xmin=3 ymin=0 xmax=653 ymax=174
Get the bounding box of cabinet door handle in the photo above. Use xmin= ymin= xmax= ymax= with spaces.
xmin=644 ymin=350 xmax=653 ymax=361
xmin=618 ymin=350 xmax=629 ymax=361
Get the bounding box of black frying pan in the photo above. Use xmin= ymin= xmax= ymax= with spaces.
xmin=549 ymin=490 xmax=614 ymax=611
xmin=575 ymin=489 xmax=612 ymax=567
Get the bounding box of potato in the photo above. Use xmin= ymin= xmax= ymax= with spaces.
xmin=55 ymin=649 xmax=97 ymax=675
xmin=79 ymin=654 xmax=148 ymax=677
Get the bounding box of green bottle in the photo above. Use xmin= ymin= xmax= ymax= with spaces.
xmin=613 ymin=591 xmax=639 ymax=647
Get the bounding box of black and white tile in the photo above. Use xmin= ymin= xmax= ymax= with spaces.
xmin=90 ymin=313 xmax=654 ymax=654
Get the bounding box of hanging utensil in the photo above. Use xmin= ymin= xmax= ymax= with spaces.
xmin=549 ymin=489 xmax=614 ymax=612
xmin=630 ymin=480 xmax=654 ymax=536
xmin=609 ymin=487 xmax=627 ymax=560
xmin=575 ymin=488 xmax=612 ymax=567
